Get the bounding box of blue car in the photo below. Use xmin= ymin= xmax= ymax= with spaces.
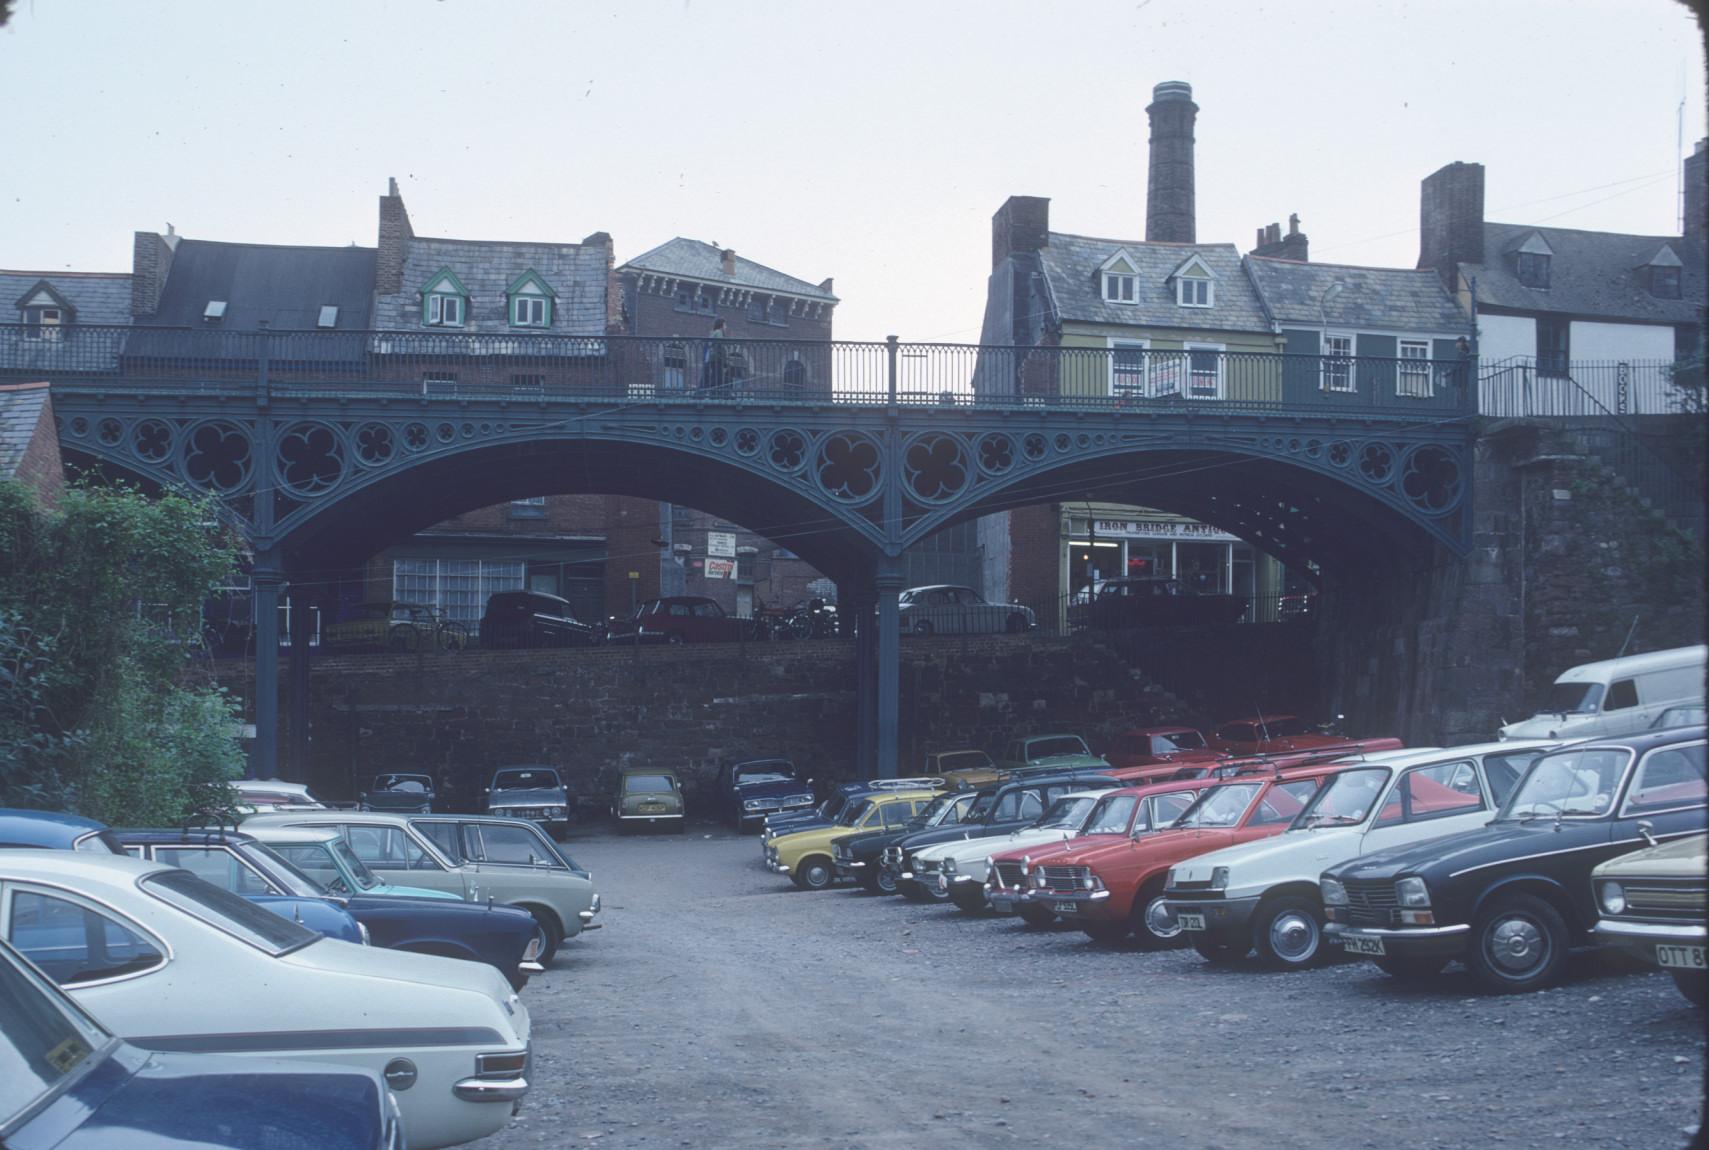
xmin=715 ymin=758 xmax=817 ymax=832
xmin=0 ymin=810 xmax=364 ymax=944
xmin=0 ymin=935 xmax=402 ymax=1149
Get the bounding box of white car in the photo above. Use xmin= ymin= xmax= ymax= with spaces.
xmin=911 ymin=788 xmax=1114 ymax=910
xmin=0 ymin=850 xmax=529 ymax=1150
xmin=897 ymin=584 xmax=1036 ymax=636
xmin=1162 ymin=741 xmax=1558 ymax=968
xmin=244 ymin=811 xmax=599 ymax=963
xmin=234 ymin=778 xmax=331 ymax=813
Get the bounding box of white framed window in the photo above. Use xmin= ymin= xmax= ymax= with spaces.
xmin=1108 ymin=338 xmax=1148 ymax=397
xmin=1184 ymin=342 xmax=1224 ymax=399
xmin=23 ymin=307 xmax=62 ymax=341
xmin=1103 ymin=273 xmax=1136 ymax=303
xmin=1321 ymin=333 xmax=1354 ymax=393
xmin=1398 ymin=340 xmax=1432 ymax=398
xmin=1177 ymin=277 xmax=1213 ymax=308
xmin=513 ymin=296 xmax=547 ymax=326
xmin=662 ymin=342 xmax=688 ymax=390
xmin=426 ymin=293 xmax=463 ymax=327
xmin=392 ymin=558 xmax=526 ymax=634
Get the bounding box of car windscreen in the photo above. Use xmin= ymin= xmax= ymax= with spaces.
xmin=734 ymin=765 xmax=795 ymax=785
xmin=934 ymin=751 xmax=991 ymax=772
xmin=1034 ymin=795 xmax=1099 ymax=830
xmin=493 ymin=769 xmax=562 ymax=791
xmin=0 ymin=944 xmax=112 ymax=1125
xmin=1026 ymin=737 xmax=1089 ymax=759
xmin=1499 ymin=747 xmax=1632 ymax=820
xmin=1173 ymin=783 xmax=1262 ymax=828
xmin=140 ymin=867 xmax=319 ymax=956
xmin=1262 ymin=718 xmax=1312 ymax=738
xmin=838 ymin=799 xmax=875 ymax=826
xmin=624 ymin=774 xmax=677 ymax=794
xmin=375 ymin=775 xmax=432 ymax=793
xmin=1543 ymin=681 xmax=1604 ymax=714
xmin=1083 ymin=794 xmax=1139 ymax=835
xmin=239 ymin=841 xmax=325 ymax=898
xmin=1294 ymin=767 xmax=1391 ymax=828
xmin=1159 ymin=730 xmax=1206 ymax=751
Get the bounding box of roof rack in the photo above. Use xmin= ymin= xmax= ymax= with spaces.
xmin=867 ymin=776 xmax=946 ymax=790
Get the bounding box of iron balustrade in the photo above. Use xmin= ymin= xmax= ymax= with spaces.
xmin=2 ymin=324 xmax=1478 ymax=419
xmin=1478 ymin=357 xmax=1693 ymax=417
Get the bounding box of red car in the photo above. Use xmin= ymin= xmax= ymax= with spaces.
xmin=1018 ymin=762 xmax=1348 ymax=948
xmin=984 ymin=776 xmax=1225 ymax=926
xmin=1100 ymin=726 xmax=1225 ymax=773
xmin=1207 ymin=714 xmax=1402 ymax=758
xmin=605 ymin=596 xmax=756 ymax=645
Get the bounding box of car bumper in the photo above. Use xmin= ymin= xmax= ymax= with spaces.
xmin=452 ymin=1075 xmax=530 ymax=1103
xmin=617 ymin=812 xmax=683 ymax=823
xmin=577 ymin=893 xmax=603 ymax=932
xmin=1592 ymin=918 xmax=1707 ymax=966
xmin=833 ymin=860 xmax=866 ymax=879
xmin=986 ymin=891 xmax=1023 ymax=914
xmin=1167 ymin=895 xmax=1262 ymax=943
xmin=1324 ymin=921 xmax=1471 ymax=958
xmin=1021 ymin=888 xmax=1114 ymax=921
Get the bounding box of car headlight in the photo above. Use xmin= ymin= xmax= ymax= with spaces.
xmin=941 ymin=857 xmax=957 ymax=874
xmin=1321 ymin=877 xmax=1348 ymax=906
xmin=545 ymin=806 xmax=565 ymax=818
xmin=1396 ymin=877 xmax=1431 ymax=908
xmin=1598 ymin=880 xmax=1626 ymax=916
xmin=744 ymin=798 xmax=765 ymax=811
xmin=1031 ymin=869 xmax=1047 ymax=889
xmin=1209 ymin=867 xmax=1230 ymax=891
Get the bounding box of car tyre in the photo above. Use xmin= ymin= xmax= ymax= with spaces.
xmin=793 ymin=856 xmax=834 ymax=891
xmin=1005 ymin=613 xmax=1027 ymax=634
xmin=1130 ymin=883 xmax=1187 ymax=951
xmin=1465 ymin=892 xmax=1569 ymax=994
xmin=1017 ymin=904 xmax=1057 ymax=929
xmin=912 ymin=619 xmax=934 ymax=637
xmin=1190 ymin=934 xmax=1243 ymax=965
xmin=947 ymin=882 xmax=987 ymax=913
xmin=528 ymin=909 xmax=563 ymax=966
xmin=1252 ymin=895 xmax=1327 ymax=969
xmin=1082 ymin=921 xmax=1130 ymax=945
xmin=665 ymin=631 xmax=687 ymax=646
xmin=1670 ymin=969 xmax=1707 ymax=1007
xmin=863 ymin=868 xmax=899 ymax=895
xmin=1373 ymin=955 xmax=1449 ymax=980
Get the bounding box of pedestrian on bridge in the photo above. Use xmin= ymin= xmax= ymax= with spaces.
xmin=699 ymin=318 xmax=727 ymax=392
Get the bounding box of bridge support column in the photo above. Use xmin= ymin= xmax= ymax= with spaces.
xmin=286 ymin=582 xmax=313 ymax=782
xmin=875 ymin=558 xmax=903 ymax=779
xmin=846 ymin=581 xmax=877 ymax=773
xmin=251 ymin=567 xmax=284 ymax=781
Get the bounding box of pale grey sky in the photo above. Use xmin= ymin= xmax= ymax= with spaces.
xmin=1 ymin=0 xmax=1703 ymax=342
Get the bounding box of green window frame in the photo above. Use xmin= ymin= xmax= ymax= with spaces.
xmin=420 ymin=268 xmax=470 ymax=329
xmin=506 ymin=271 xmax=556 ymax=329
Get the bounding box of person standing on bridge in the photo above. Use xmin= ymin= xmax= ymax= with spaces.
xmin=699 ymin=318 xmax=727 ymax=392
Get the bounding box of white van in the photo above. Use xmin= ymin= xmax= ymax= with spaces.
xmin=1498 ymin=644 xmax=1706 ymax=740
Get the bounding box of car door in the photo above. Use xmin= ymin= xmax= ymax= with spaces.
xmin=1600 ymin=678 xmax=1646 ymax=737
xmin=1359 ymin=759 xmax=1489 ymax=855
xmin=1616 ymin=742 xmax=1708 ymax=844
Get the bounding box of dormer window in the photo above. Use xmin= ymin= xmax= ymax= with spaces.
xmin=22 ymin=306 xmax=61 ymax=341
xmin=1098 ymin=251 xmax=1139 ymax=304
xmin=506 ymin=270 xmax=556 ymax=329
xmin=1168 ymin=253 xmax=1217 ymax=309
xmin=16 ymin=283 xmax=74 ymax=340
xmin=420 ymin=269 xmax=469 ymax=328
xmin=1651 ymin=265 xmax=1681 ymax=299
xmin=1516 ymin=252 xmax=1550 ymax=289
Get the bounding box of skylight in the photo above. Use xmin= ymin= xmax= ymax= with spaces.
xmin=203 ymin=300 xmax=227 ymax=322
xmin=318 ymin=306 xmax=339 ymax=329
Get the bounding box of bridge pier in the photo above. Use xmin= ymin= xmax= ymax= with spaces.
xmin=251 ymin=567 xmax=283 ymax=782
xmin=874 ymin=558 xmax=903 ymax=778
xmin=287 ymin=584 xmax=314 ymax=781
xmin=845 ymin=581 xmax=877 ymax=775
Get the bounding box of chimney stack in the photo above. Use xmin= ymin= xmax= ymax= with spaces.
xmin=377 ymin=177 xmax=414 ymax=296
xmin=992 ymin=195 xmax=1051 ymax=267
xmin=721 ymin=248 xmax=736 ymax=276
xmin=1418 ymin=161 xmax=1486 ymax=289
xmin=1684 ymin=137 xmax=1707 ymax=242
xmin=1249 ymin=215 xmax=1309 ymax=262
xmin=130 ymin=230 xmax=177 ymax=318
xmin=1146 ymin=81 xmax=1198 ymax=244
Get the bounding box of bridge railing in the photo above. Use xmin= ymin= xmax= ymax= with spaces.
xmin=3 ymin=324 xmax=1476 ymax=418
xmin=1478 ymin=357 xmax=1691 ymax=416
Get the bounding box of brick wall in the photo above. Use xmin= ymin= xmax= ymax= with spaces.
xmin=4 ymin=386 xmax=63 ymax=507
xmin=1007 ymin=503 xmax=1062 ymax=609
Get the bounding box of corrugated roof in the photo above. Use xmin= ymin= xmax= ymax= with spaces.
xmin=373 ymin=236 xmax=609 ymax=334
xmin=621 ymin=238 xmax=837 ymax=302
xmin=0 ymin=270 xmax=132 ymax=326
xmin=1465 ymin=222 xmax=1705 ymax=324
xmin=0 ymin=382 xmax=52 ymax=481
xmin=1245 ymin=256 xmax=1469 ymax=333
xmin=1037 ymin=233 xmax=1271 ymax=333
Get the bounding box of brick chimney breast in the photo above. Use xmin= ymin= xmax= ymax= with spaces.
xmin=130 ymin=231 xmax=175 ymax=318
xmin=1419 ymin=161 xmax=1486 ymax=289
xmin=377 ymin=178 xmax=414 ymax=296
xmin=722 ymin=249 xmax=736 ymax=276
xmin=1684 ymin=137 xmax=1707 ymax=242
xmin=992 ymin=196 xmax=1050 ymax=267
xmin=1145 ymin=81 xmax=1198 ymax=244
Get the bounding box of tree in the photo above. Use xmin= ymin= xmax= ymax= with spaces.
xmin=0 ymin=479 xmax=246 ymax=824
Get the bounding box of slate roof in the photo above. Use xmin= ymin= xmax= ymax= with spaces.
xmin=147 ymin=240 xmax=376 ymax=330
xmin=374 ymin=236 xmax=610 ymax=334
xmin=0 ymin=382 xmax=52 ymax=482
xmin=1036 ymin=233 xmax=1270 ymax=333
xmin=621 ymin=238 xmax=837 ymax=302
xmin=0 ymin=270 xmax=131 ymax=326
xmin=1463 ymin=223 xmax=1705 ymax=324
xmin=1245 ymin=256 xmax=1470 ymax=334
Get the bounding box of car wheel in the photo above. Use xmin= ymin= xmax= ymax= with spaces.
xmin=665 ymin=631 xmax=686 ymax=646
xmin=1670 ymin=969 xmax=1707 ymax=1007
xmin=1017 ymin=904 xmax=1057 ymax=929
xmin=527 ymin=909 xmax=563 ymax=966
xmin=947 ymin=883 xmax=987 ymax=913
xmin=1130 ymin=883 xmax=1187 ymax=951
xmin=793 ymin=856 xmax=834 ymax=891
xmin=1190 ymin=934 xmax=1243 ymax=965
xmin=437 ymin=622 xmax=468 ymax=652
xmin=1465 ymin=892 xmax=1568 ymax=994
xmin=1373 ymin=955 xmax=1449 ymax=980
xmin=1252 ymin=895 xmax=1326 ymax=969
xmin=864 ymin=868 xmax=899 ymax=895
xmin=1005 ymin=613 xmax=1027 ymax=634
xmin=389 ymin=626 xmax=419 ymax=653
xmin=1083 ymin=921 xmax=1131 ymax=945
xmin=912 ymin=619 xmax=934 ymax=637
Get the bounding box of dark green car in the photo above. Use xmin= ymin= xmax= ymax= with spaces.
xmin=613 ymin=769 xmax=686 ymax=833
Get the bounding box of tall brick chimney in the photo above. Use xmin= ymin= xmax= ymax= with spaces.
xmin=130 ymin=230 xmax=177 ymax=318
xmin=1146 ymin=81 xmax=1198 ymax=244
xmin=1684 ymin=137 xmax=1707 ymax=242
xmin=1418 ymin=161 xmax=1485 ymax=289
xmin=1251 ymin=215 xmax=1309 ymax=262
xmin=992 ymin=195 xmax=1050 ymax=267
xmin=377 ymin=177 xmax=413 ymax=295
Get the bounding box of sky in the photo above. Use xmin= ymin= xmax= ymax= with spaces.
xmin=1 ymin=0 xmax=1703 ymax=344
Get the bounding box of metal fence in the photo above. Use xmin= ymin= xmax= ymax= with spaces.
xmin=1479 ymin=358 xmax=1693 ymax=417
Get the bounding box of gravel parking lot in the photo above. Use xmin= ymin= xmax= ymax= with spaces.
xmin=476 ymin=825 xmax=1705 ymax=1150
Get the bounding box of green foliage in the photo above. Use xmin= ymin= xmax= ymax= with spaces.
xmin=0 ymin=479 xmax=245 ymax=824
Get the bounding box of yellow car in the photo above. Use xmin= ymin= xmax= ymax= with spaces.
xmin=765 ymin=788 xmax=939 ymax=890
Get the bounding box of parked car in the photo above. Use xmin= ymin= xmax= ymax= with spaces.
xmin=764 ymin=788 xmax=940 ymax=890
xmin=234 ymin=779 xmax=330 ymax=812
xmin=1101 ymin=726 xmax=1224 ymax=774
xmin=1323 ymin=727 xmax=1706 ymax=993
xmin=1162 ymin=743 xmax=1550 ymax=969
xmin=119 ymin=826 xmax=542 ymax=991
xmin=984 ymin=777 xmax=1224 ymax=926
xmin=832 ymin=791 xmax=980 ymax=894
xmin=360 ymin=773 xmax=438 ymax=814
xmin=761 ymin=777 xmax=945 ymax=842
xmin=605 ymin=596 xmax=755 ymax=645
xmin=897 ymin=584 xmax=1034 ymax=636
xmin=480 ymin=590 xmax=602 ymax=649
xmin=995 ymin=733 xmax=1111 ymax=775
xmin=880 ymin=771 xmax=1120 ymax=901
xmin=0 ymin=807 xmax=125 ymax=853
xmin=1206 ymin=714 xmax=1402 ymax=758
xmin=924 ymin=748 xmax=1007 ymax=790
xmin=914 ymin=788 xmax=1117 ymax=912
xmin=612 ymin=769 xmax=686 ymax=833
xmin=1066 ymin=577 xmax=1248 ymax=630
xmin=716 ymin=757 xmax=816 ymax=832
xmin=0 ymin=935 xmax=404 ymax=1150
xmin=1591 ymin=831 xmax=1706 ymax=1006
xmin=243 ymin=811 xmax=600 ymax=965
xmin=1498 ymin=644 xmax=1705 ymax=741
xmin=0 ymin=851 xmax=530 ymax=1150
xmin=323 ymin=601 xmax=468 ymax=653
xmin=480 ymin=766 xmax=572 ymax=839
xmin=1029 ymin=762 xmax=1345 ymax=947
xmin=1653 ymin=702 xmax=1708 ymax=730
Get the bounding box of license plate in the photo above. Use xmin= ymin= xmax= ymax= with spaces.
xmin=990 ymin=897 xmax=1014 ymax=913
xmin=1052 ymin=901 xmax=1078 ymax=914
xmin=1657 ymin=944 xmax=1707 ymax=970
xmin=1342 ymin=935 xmax=1387 ymax=956
xmin=936 ymin=875 xmax=947 ymax=892
xmin=1176 ymin=912 xmax=1207 ymax=932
